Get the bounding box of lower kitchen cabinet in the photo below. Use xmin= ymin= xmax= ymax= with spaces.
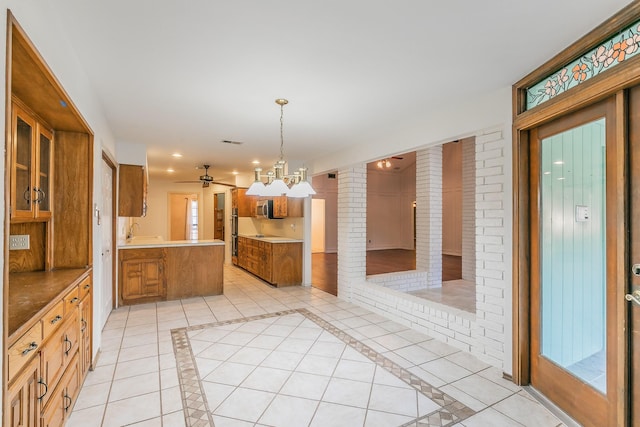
xmin=5 ymin=271 xmax=92 ymax=427
xmin=5 ymin=355 xmax=41 ymax=427
xmin=41 ymin=353 xmax=80 ymax=427
xmin=119 ymin=248 xmax=167 ymax=305
xmin=237 ymin=237 xmax=302 ymax=286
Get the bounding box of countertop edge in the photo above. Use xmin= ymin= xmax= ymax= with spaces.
xmin=118 ymin=240 xmax=225 ymax=249
xmin=238 ymin=235 xmax=303 ymax=243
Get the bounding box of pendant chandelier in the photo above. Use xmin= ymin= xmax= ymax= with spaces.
xmin=245 ymin=99 xmax=316 ymax=198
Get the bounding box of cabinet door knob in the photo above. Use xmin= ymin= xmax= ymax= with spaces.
xmin=50 ymin=315 xmax=62 ymax=325
xmin=21 ymin=341 xmax=38 ymax=356
xmin=70 ymin=297 xmax=79 ymax=304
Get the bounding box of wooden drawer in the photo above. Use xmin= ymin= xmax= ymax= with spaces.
xmin=8 ymin=322 xmax=42 ymax=382
xmin=79 ymin=276 xmax=91 ymax=301
xmin=63 ymin=286 xmax=80 ymax=314
xmin=42 ymin=300 xmax=65 ymax=341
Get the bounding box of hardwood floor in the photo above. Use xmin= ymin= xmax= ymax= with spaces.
xmin=311 ymin=252 xmax=338 ymax=296
xmin=442 ymin=254 xmax=462 ymax=281
xmin=311 ymin=250 xmax=463 ymax=297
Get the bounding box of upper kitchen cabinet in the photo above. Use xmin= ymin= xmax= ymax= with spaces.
xmin=118 ymin=164 xmax=147 ymax=217
xmin=10 ymin=101 xmax=53 ymax=222
xmin=232 ymin=188 xmax=255 ymax=217
xmin=274 ymin=196 xmax=303 ymax=218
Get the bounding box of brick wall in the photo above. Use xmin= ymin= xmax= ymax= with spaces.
xmin=471 ymin=129 xmax=507 ymax=367
xmin=415 ymin=146 xmax=442 ymax=287
xmin=338 ymin=129 xmax=508 ymax=369
xmin=337 ymin=165 xmax=368 ymax=300
xmin=462 ymin=137 xmax=476 ymax=281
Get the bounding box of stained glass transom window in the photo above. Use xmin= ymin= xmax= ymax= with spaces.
xmin=526 ymin=20 xmax=640 ymax=110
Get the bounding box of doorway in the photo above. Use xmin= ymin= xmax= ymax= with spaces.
xmin=214 ymin=193 xmax=225 ymax=240
xmin=101 ymin=153 xmax=116 ymax=327
xmin=528 ymin=99 xmax=621 ymax=426
xmin=169 ymin=193 xmax=199 ymax=240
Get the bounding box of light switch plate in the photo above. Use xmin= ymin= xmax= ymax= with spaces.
xmin=9 ymin=234 xmax=29 ymax=250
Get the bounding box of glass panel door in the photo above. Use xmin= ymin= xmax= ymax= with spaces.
xmin=37 ymin=129 xmax=52 ymax=214
xmin=14 ymin=115 xmax=33 ymax=213
xmin=529 ymin=99 xmax=619 ymax=427
xmin=539 ymin=118 xmax=606 ymax=393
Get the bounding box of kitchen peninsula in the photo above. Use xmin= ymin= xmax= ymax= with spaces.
xmin=237 ymin=234 xmax=302 ymax=287
xmin=118 ymin=238 xmax=225 ymax=305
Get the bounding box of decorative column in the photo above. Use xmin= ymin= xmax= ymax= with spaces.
xmin=416 ymin=146 xmax=442 ymax=287
xmin=337 ymin=164 xmax=367 ymax=301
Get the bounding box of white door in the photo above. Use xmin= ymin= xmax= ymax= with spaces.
xmin=101 ymin=157 xmax=114 ymax=328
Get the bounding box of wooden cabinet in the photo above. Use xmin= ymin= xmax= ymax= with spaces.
xmin=118 ymin=164 xmax=147 ymax=217
xmin=41 ymin=354 xmax=80 ymax=427
xmin=40 ymin=310 xmax=78 ymax=408
xmin=10 ymin=102 xmax=54 ymax=221
xmin=272 ymin=196 xmax=303 ymax=218
xmin=5 ymin=355 xmax=42 ymax=427
xmin=232 ymin=188 xmax=255 ymax=217
xmin=5 ymin=276 xmax=89 ymax=427
xmin=79 ymin=286 xmax=92 ymax=379
xmin=237 ymin=237 xmax=302 ymax=286
xmin=119 ymin=248 xmax=167 ymax=305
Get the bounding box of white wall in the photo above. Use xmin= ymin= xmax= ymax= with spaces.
xmin=367 ymin=164 xmax=416 ymax=251
xmin=1 ymin=2 xmax=119 ymax=370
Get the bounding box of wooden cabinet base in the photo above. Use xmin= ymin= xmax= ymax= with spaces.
xmin=237 ymin=239 xmax=302 ymax=287
xmin=119 ymin=244 xmax=224 ymax=305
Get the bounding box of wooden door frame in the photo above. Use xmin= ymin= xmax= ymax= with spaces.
xmin=512 ymin=3 xmax=639 ymax=425
xmin=102 ymin=152 xmax=117 ymax=309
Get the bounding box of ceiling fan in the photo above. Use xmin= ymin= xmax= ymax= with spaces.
xmin=175 ymin=164 xmax=236 ymax=188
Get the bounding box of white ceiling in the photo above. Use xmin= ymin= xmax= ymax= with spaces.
xmin=50 ymin=0 xmax=632 ymax=184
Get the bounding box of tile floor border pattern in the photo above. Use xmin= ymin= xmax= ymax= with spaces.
xmin=171 ymin=308 xmax=476 ymax=427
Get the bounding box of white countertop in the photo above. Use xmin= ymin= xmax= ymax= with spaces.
xmin=119 ymin=238 xmax=225 ymax=249
xmin=238 ymin=234 xmax=303 ymax=244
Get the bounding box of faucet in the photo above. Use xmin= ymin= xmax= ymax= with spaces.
xmin=127 ymin=222 xmax=140 ymax=240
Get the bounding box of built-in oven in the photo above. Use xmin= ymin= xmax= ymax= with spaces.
xmin=231 ymin=207 xmax=238 ymax=263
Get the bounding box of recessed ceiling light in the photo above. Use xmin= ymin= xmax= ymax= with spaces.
xmin=543 ymin=171 xmax=551 ymax=175
xmin=252 ymin=160 xmax=260 ymax=165
xmin=172 ymin=153 xmax=183 ymax=158
xmin=553 ymin=160 xmax=564 ymax=165
xmin=167 ymin=168 xmax=175 ymax=173
xmin=232 ymin=171 xmax=239 ymax=175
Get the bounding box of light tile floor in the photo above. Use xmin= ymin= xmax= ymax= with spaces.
xmin=68 ymin=266 xmax=566 ymax=427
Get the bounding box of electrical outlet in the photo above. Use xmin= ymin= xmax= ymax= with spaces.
xmin=9 ymin=234 xmax=30 ymax=250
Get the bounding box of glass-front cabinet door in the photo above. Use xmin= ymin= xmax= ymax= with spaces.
xmin=11 ymin=102 xmax=53 ymax=221
xmin=36 ymin=127 xmax=53 ymax=217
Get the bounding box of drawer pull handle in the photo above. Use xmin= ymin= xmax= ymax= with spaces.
xmin=84 ymin=284 xmax=91 ymax=290
xmin=50 ymin=315 xmax=62 ymax=325
xmin=64 ymin=336 xmax=72 ymax=355
xmin=21 ymin=342 xmax=38 ymax=356
xmin=63 ymin=394 xmax=72 ymax=412
xmin=37 ymin=379 xmax=48 ymax=400
xmin=70 ymin=297 xmax=79 ymax=304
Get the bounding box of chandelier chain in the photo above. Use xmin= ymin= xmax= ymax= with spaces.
xmin=279 ymin=103 xmax=285 ymax=161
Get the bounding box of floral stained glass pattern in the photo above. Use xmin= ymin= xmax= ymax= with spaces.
xmin=526 ymin=20 xmax=640 ymax=110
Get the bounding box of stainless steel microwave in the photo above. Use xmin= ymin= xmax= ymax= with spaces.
xmin=256 ymin=199 xmax=276 ymax=219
